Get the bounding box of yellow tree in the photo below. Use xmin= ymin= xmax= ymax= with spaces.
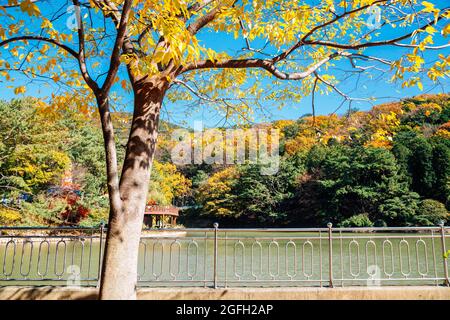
xmin=0 ymin=0 xmax=449 ymax=299
xmin=148 ymin=160 xmax=191 ymax=205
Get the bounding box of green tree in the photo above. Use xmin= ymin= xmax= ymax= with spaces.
xmin=393 ymin=130 xmax=450 ymax=204
xmin=410 ymin=136 xmax=435 ymax=197
xmin=293 ymin=145 xmax=417 ymax=226
xmin=0 ymin=99 xmax=70 ymax=195
xmin=377 ymin=192 xmax=421 ymax=226
xmin=430 ymin=137 xmax=450 ymax=207
xmin=415 ymin=199 xmax=448 ymax=226
xmin=339 ymin=213 xmax=373 ymax=228
xmin=233 ymin=154 xmax=305 ymax=224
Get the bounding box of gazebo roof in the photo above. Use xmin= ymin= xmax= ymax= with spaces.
xmin=144 ymin=205 xmax=179 ymax=216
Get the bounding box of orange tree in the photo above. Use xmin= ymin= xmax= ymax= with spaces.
xmin=0 ymin=0 xmax=449 ymax=299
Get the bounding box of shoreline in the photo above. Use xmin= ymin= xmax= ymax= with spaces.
xmin=0 ymin=230 xmax=188 ymax=243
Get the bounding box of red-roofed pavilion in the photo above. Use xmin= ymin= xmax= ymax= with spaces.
xmin=143 ymin=205 xmax=179 ymax=228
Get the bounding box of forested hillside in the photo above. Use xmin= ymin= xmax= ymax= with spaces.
xmin=0 ymin=98 xmax=189 ymax=226
xmin=183 ymin=93 xmax=450 ymax=227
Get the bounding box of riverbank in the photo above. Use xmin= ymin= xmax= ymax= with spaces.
xmin=0 ymin=286 xmax=449 ymax=300
xmin=0 ymin=229 xmax=187 ymax=243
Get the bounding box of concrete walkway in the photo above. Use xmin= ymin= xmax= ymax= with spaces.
xmin=0 ymin=286 xmax=449 ymax=300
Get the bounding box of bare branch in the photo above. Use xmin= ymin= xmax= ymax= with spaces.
xmin=187 ymin=0 xmax=238 ymax=35
xmin=314 ymin=71 xmax=369 ymax=102
xmin=304 ymin=9 xmax=449 ymax=50
xmin=392 ymin=42 xmax=450 ymax=50
xmin=180 ymin=51 xmax=349 ymax=80
xmin=91 ymin=0 xmax=138 ymax=84
xmin=173 ymin=78 xmax=219 ymax=103
xmin=73 ymin=0 xmax=100 ymax=93
xmin=301 ymin=0 xmax=388 ymax=43
xmin=102 ymin=0 xmax=133 ymax=93
xmin=0 ymin=35 xmax=78 ymax=59
xmin=0 ymin=0 xmax=41 ymax=8
xmin=272 ymin=0 xmax=389 ymax=64
xmin=187 ymin=0 xmax=216 ymax=13
xmin=311 ymin=77 xmax=318 ymax=127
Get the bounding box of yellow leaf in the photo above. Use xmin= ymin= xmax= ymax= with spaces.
xmin=10 ymin=47 xmax=18 ymax=57
xmin=20 ymin=0 xmax=41 ymax=17
xmin=443 ymin=24 xmax=450 ymax=37
xmin=40 ymin=44 xmax=49 ymax=54
xmin=422 ymin=1 xmax=437 ymax=13
xmin=41 ymin=18 xmax=53 ymax=29
xmin=425 ymin=26 xmax=436 ymax=35
xmin=121 ymin=79 xmax=127 ymax=90
xmin=14 ymin=86 xmax=26 ymax=94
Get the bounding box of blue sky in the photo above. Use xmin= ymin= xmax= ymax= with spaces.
xmin=0 ymin=1 xmax=449 ymax=128
xmin=165 ymin=27 xmax=450 ymax=127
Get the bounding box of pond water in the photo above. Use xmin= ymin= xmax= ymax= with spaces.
xmin=1 ymin=230 xmax=449 ymax=287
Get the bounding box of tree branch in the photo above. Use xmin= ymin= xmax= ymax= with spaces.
xmin=180 ymin=51 xmax=348 ymax=80
xmin=73 ymin=0 xmax=100 ymax=93
xmin=101 ymin=0 xmax=133 ymax=93
xmin=91 ymin=0 xmax=138 ymax=84
xmin=304 ymin=9 xmax=449 ymax=50
xmin=0 ymin=35 xmax=78 ymax=59
xmin=314 ymin=71 xmax=369 ymax=102
xmin=272 ymin=0 xmax=389 ymax=64
xmin=187 ymin=0 xmax=237 ymax=35
xmin=300 ymin=0 xmax=388 ymax=43
xmin=0 ymin=0 xmax=41 ymax=8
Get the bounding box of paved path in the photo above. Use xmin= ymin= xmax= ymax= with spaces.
xmin=0 ymin=286 xmax=449 ymax=300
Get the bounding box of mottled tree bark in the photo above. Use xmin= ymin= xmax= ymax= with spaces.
xmin=99 ymin=78 xmax=168 ymax=300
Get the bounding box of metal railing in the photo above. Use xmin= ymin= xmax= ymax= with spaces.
xmin=0 ymin=223 xmax=448 ymax=288
xmin=0 ymin=225 xmax=104 ymax=287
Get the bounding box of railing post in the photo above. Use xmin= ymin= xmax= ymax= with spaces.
xmin=213 ymin=222 xmax=219 ymax=289
xmin=439 ymin=221 xmax=449 ymax=286
xmin=97 ymin=222 xmax=105 ymax=289
xmin=327 ymin=222 xmax=334 ymax=288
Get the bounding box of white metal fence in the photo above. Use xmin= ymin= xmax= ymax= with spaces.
xmin=0 ymin=224 xmax=449 ymax=288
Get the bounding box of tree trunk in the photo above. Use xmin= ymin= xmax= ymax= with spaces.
xmin=96 ymin=95 xmax=122 ymax=219
xmin=99 ymin=78 xmax=168 ymax=300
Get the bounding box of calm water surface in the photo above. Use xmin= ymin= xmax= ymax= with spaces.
xmin=1 ymin=230 xmax=449 ymax=287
